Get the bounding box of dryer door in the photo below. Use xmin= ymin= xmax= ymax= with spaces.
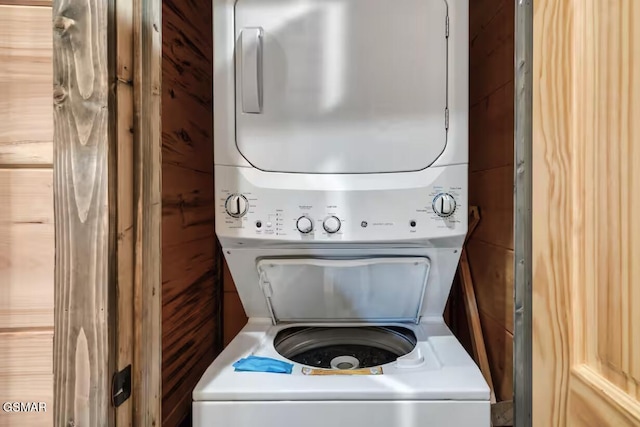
xmin=234 ymin=0 xmax=448 ymax=174
xmin=256 ymin=257 xmax=430 ymax=324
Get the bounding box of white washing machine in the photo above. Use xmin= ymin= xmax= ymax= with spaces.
xmin=193 ymin=0 xmax=490 ymax=425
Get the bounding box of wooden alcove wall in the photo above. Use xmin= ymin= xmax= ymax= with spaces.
xmin=449 ymin=0 xmax=515 ymax=404
xmin=466 ymin=0 xmax=514 ymax=403
xmin=162 ymin=0 xmax=223 ymax=425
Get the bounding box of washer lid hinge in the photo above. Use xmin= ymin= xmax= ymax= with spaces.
xmin=259 ymin=271 xmax=273 ymax=297
xmin=445 ymin=14 xmax=449 ymax=38
xmin=445 ymin=107 xmax=449 ymax=130
xmin=259 ymin=269 xmax=278 ymax=324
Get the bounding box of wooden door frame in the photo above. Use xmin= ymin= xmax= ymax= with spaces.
xmin=514 ymin=1 xmax=533 ymax=426
xmin=52 ymin=0 xmax=162 ymax=425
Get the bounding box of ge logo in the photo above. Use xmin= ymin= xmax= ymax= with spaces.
xmin=2 ymin=402 xmax=47 ymax=412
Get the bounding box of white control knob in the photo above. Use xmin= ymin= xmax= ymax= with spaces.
xmin=432 ymin=193 xmax=456 ymax=217
xmin=323 ymin=216 xmax=341 ymax=233
xmin=225 ymin=194 xmax=249 ymax=218
xmin=296 ymin=216 xmax=314 ymax=233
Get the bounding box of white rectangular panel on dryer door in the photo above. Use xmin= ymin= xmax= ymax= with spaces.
xmin=234 ymin=0 xmax=448 ymax=174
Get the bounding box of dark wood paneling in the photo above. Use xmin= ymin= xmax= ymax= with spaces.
xmin=470 ymin=0 xmax=513 ymax=72
xmin=223 ymin=259 xmax=249 ymax=346
xmin=467 ymin=239 xmax=514 ymax=334
xmin=465 ymin=0 xmax=515 ymax=406
xmin=447 ymin=275 xmax=473 ymax=357
xmin=162 ymin=164 xmax=215 ymax=246
xmin=469 ymin=166 xmax=514 ymax=250
xmin=470 ymin=39 xmax=512 ymax=106
xmin=162 ymin=239 xmax=217 ymax=419
xmin=163 ymin=348 xmax=216 ymax=427
xmin=469 ymin=0 xmax=504 ymax=40
xmin=163 ymin=238 xmax=216 ymax=308
xmin=223 ymin=259 xmax=235 ymax=293
xmin=479 ymin=311 xmax=513 ymax=402
xmin=162 ymin=0 xmax=220 ymax=425
xmin=470 ymin=81 xmax=514 ymax=173
xmin=224 ymin=291 xmax=248 ymax=347
xmin=469 ymin=0 xmax=514 ymax=106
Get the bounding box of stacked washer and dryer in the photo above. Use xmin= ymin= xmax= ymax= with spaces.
xmin=193 ymin=0 xmax=490 ymax=425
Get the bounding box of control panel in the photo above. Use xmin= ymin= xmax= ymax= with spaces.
xmin=215 ymin=164 xmax=468 ymax=243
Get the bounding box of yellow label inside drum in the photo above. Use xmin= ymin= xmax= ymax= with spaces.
xmin=301 ymin=366 xmax=383 ymax=376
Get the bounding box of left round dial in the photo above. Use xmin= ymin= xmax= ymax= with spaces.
xmin=225 ymin=194 xmax=249 ymax=218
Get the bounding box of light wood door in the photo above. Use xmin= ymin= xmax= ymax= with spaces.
xmin=533 ymin=0 xmax=640 ymax=425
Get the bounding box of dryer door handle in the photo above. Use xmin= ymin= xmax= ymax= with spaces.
xmin=240 ymin=27 xmax=263 ymax=114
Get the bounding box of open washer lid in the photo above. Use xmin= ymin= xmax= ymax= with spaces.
xmin=256 ymin=257 xmax=430 ymax=324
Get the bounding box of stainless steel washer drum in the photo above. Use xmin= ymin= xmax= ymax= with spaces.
xmin=274 ymin=326 xmax=417 ymax=369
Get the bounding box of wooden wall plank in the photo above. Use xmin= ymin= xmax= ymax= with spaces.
xmin=470 ymin=81 xmax=514 ymax=173
xmin=162 ymin=165 xmax=214 ymax=247
xmin=0 ymin=169 xmax=53 ymax=329
xmin=469 ymin=166 xmax=514 ymax=250
xmin=132 ymin=0 xmax=163 ymax=424
xmin=223 ymin=261 xmax=248 ymax=346
xmin=163 ymin=349 xmax=215 ymax=427
xmin=223 ymin=259 xmax=235 ymax=293
xmin=479 ymin=312 xmax=513 ymax=402
xmin=0 ymin=331 xmax=53 ymax=427
xmin=52 ymin=0 xmax=115 ymax=423
xmin=114 ymin=0 xmax=134 ymax=424
xmin=470 ymin=0 xmax=504 ymax=40
xmin=223 ymin=291 xmax=247 ymax=347
xmin=470 ymin=0 xmax=514 ymax=74
xmin=0 ymin=5 xmax=53 ymax=166
xmin=163 ymin=238 xmax=215 ymax=307
xmin=447 ymin=275 xmax=474 ymax=357
xmin=162 ymin=0 xmax=220 ymax=424
xmin=469 ymin=0 xmax=514 ymax=106
xmin=470 ymin=37 xmax=513 ymax=107
xmin=466 ymin=0 xmax=514 ymax=406
xmin=467 ymin=239 xmax=514 ymax=334
xmin=162 ymin=238 xmax=217 ymax=377
xmin=0 ymin=1 xmax=51 ymax=6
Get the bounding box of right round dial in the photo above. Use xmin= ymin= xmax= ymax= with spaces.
xmin=432 ymin=193 xmax=456 ymax=217
xmin=323 ymin=216 xmax=341 ymax=233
